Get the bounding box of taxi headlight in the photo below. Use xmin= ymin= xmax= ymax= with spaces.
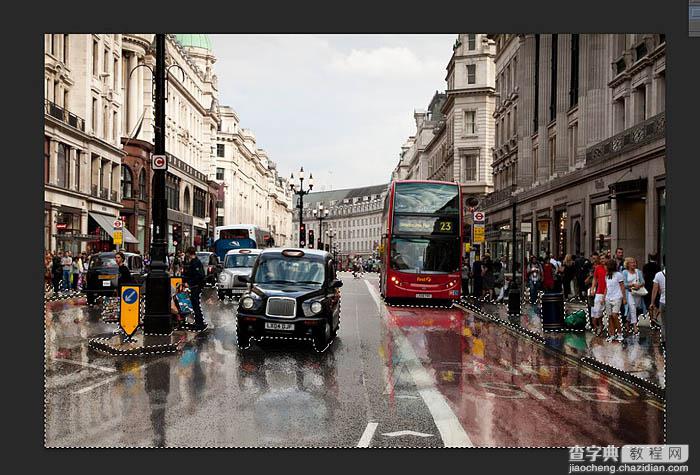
xmin=219 ymin=273 xmax=229 ymax=283
xmin=310 ymin=301 xmax=323 ymax=314
xmin=303 ymin=298 xmax=325 ymax=317
xmin=241 ymin=296 xmax=255 ymax=309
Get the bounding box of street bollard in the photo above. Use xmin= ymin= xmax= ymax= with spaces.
xmin=540 ymin=291 xmax=565 ymax=331
xmin=508 ymin=283 xmax=520 ymax=317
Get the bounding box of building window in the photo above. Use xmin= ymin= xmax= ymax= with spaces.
xmin=635 ymin=41 xmax=648 ymax=62
xmin=74 ymin=152 xmax=80 ymax=191
xmin=92 ymin=98 xmax=98 ymax=133
xmin=44 ymin=137 xmax=50 ymax=184
xmin=216 ymin=216 xmax=224 ymax=227
xmin=550 ymin=34 xmax=558 ymax=122
xmin=656 ymin=71 xmax=665 ymax=113
xmin=113 ymin=111 xmax=118 ymax=142
xmin=634 ymin=84 xmax=647 ymax=123
xmin=593 ymin=202 xmax=611 ymax=253
xmin=466 ymin=64 xmax=476 ymax=84
xmin=464 ymin=110 xmax=476 ymax=135
xmin=193 ymin=188 xmax=206 ymax=218
xmin=216 ymin=167 xmax=224 ymax=180
xmin=139 ymin=169 xmax=147 ymax=200
xmin=103 ymin=106 xmax=109 ymax=139
xmin=92 ymin=39 xmax=99 ymax=76
xmin=165 ymin=175 xmax=179 ymax=211
xmin=613 ymin=97 xmax=625 ymax=134
xmin=63 ymin=34 xmax=69 ymax=64
xmin=113 ymin=57 xmax=118 ymax=89
xmin=121 ymin=166 xmax=133 ymax=198
xmin=549 ymin=135 xmax=556 ymax=175
xmin=467 ymin=34 xmax=476 ymax=50
xmin=568 ymin=123 xmax=578 ymax=167
xmin=56 ymin=143 xmax=69 ymax=189
xmin=532 ymin=146 xmax=539 ymax=181
xmin=569 ymin=34 xmax=579 ymax=108
xmin=217 ymin=143 xmax=225 ymax=157
xmin=464 ymin=154 xmax=477 ymax=181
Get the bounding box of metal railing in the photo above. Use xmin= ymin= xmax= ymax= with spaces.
xmin=586 ymin=112 xmax=665 ymax=166
xmin=45 ymin=99 xmax=85 ymax=132
xmin=100 ymin=188 xmax=109 ymax=199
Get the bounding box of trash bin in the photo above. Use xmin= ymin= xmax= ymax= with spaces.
xmin=540 ymin=291 xmax=564 ymax=331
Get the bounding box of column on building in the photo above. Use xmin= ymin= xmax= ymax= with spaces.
xmin=127 ymin=52 xmax=138 ymax=135
xmin=554 ymin=34 xmax=571 ymax=175
xmin=536 ymin=34 xmax=552 ymax=183
xmin=517 ymin=34 xmax=535 ymax=188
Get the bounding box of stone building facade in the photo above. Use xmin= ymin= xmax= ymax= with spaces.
xmin=292 ymin=184 xmax=388 ymax=261
xmin=482 ymin=34 xmax=666 ymax=274
xmin=44 ymin=34 xmax=129 ymax=254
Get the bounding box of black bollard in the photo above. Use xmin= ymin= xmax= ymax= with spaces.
xmin=541 ymin=291 xmax=565 ymax=331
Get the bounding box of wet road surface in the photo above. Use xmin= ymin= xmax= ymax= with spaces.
xmin=45 ymin=274 xmax=664 ymax=447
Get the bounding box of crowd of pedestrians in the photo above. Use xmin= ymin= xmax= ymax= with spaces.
xmin=45 ymin=250 xmax=88 ymax=293
xmin=464 ymin=247 xmax=666 ymax=344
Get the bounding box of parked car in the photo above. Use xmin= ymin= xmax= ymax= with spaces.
xmin=84 ymin=252 xmax=146 ymax=305
xmin=196 ymin=251 xmax=222 ymax=286
xmin=236 ymin=248 xmax=342 ymax=351
xmin=217 ymin=248 xmax=262 ymax=300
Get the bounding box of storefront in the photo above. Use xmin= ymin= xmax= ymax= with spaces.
xmin=54 ymin=206 xmax=83 ymax=254
xmin=554 ymin=209 xmax=568 ymax=258
xmin=536 ymin=218 xmax=551 ymax=258
xmin=87 ymin=212 xmax=139 ymax=253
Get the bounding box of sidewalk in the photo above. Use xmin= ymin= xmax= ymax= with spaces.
xmin=459 ymin=296 xmax=665 ymax=392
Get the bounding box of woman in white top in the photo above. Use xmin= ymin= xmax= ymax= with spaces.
xmin=622 ymin=257 xmax=646 ymax=336
xmin=604 ymin=259 xmax=627 ymax=342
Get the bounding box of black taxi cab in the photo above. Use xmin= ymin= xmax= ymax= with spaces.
xmin=84 ymin=252 xmax=145 ymax=304
xmin=236 ymin=248 xmax=342 ymax=351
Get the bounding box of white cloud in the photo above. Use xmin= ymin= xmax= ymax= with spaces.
xmin=329 ymin=47 xmax=427 ymax=77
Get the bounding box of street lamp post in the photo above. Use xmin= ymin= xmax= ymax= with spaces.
xmin=143 ymin=33 xmax=172 ymax=335
xmin=508 ymin=196 xmax=520 ymax=317
xmin=289 ymin=167 xmax=313 ymax=247
xmin=313 ymin=204 xmax=329 ymax=249
xmin=325 ymin=228 xmax=335 ymax=253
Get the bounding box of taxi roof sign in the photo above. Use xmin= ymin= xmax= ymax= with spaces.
xmin=282 ymin=249 xmax=305 ymax=258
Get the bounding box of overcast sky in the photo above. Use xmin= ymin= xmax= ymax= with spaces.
xmin=210 ymin=34 xmax=455 ymax=191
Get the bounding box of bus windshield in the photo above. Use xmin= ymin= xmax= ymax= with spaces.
xmin=394 ymin=182 xmax=459 ymax=214
xmin=390 ymin=237 xmax=460 ymax=274
xmin=220 ymin=229 xmax=250 ymax=240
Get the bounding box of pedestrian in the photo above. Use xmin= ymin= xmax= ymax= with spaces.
xmin=61 ymin=251 xmax=73 ymax=291
xmin=603 ymin=258 xmax=626 ymax=342
xmin=649 ymin=258 xmax=666 ymax=332
xmin=182 ymin=246 xmax=207 ymax=331
xmin=575 ymin=253 xmax=592 ymax=300
xmin=642 ymin=253 xmax=661 ymax=310
xmin=561 ymin=254 xmax=576 ymax=299
xmin=45 ymin=251 xmax=53 ymax=292
xmin=71 ymin=253 xmax=81 ymax=290
xmin=461 ymin=260 xmax=470 ymax=298
xmin=482 ymin=254 xmax=495 ymax=299
xmin=589 ymin=252 xmax=607 ymax=337
xmin=542 ymin=255 xmax=555 ymax=292
xmin=622 ymin=257 xmax=646 ymax=336
xmin=51 ymin=253 xmax=63 ymax=294
xmin=471 ymin=255 xmax=483 ymax=298
xmin=526 ymin=255 xmax=542 ymax=304
xmin=115 ymin=251 xmax=135 ymax=286
xmin=614 ymin=247 xmax=625 ymax=272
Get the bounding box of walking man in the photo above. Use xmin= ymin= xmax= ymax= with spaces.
xmin=61 ymin=251 xmax=73 ymax=291
xmin=182 ymin=246 xmax=207 ymax=331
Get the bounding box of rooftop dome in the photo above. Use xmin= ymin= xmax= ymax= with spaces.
xmin=174 ymin=34 xmax=212 ymax=51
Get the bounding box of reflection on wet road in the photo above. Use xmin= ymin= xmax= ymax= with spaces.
xmin=45 ymin=274 xmax=663 ymax=447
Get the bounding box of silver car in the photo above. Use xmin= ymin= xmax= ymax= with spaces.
xmin=217 ymin=248 xmax=262 ymax=300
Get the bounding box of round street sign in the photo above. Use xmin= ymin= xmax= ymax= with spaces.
xmin=474 ymin=212 xmax=485 ymax=222
xmin=153 ymin=155 xmax=167 ymax=169
xmin=122 ymin=288 xmax=138 ymax=304
xmin=113 ymin=219 xmax=123 ymax=229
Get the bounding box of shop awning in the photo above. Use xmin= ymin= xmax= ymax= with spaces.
xmin=89 ymin=213 xmax=139 ymax=244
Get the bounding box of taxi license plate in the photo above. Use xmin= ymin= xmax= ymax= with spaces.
xmin=99 ymin=275 xmax=113 ymax=279
xmin=265 ymin=322 xmax=294 ymax=331
xmin=102 ymin=280 xmax=111 ymax=287
xmin=416 ymin=293 xmax=432 ymax=299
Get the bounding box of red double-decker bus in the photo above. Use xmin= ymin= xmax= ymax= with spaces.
xmin=379 ymin=180 xmax=463 ymax=302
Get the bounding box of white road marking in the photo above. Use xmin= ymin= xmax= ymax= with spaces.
xmin=51 ymin=358 xmax=116 ymax=373
xmin=365 ymin=280 xmax=474 ymax=447
xmin=73 ymin=375 xmax=121 ymax=395
xmin=357 ymin=422 xmax=379 ymax=447
xmin=382 ymin=430 xmax=434 ymax=438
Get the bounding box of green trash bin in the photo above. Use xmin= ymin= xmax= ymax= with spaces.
xmin=564 ymin=309 xmax=587 ymax=329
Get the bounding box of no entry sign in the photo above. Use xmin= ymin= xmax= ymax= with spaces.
xmin=152 ymin=154 xmax=167 ymax=170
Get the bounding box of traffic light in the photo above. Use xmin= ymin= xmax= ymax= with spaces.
xmin=299 ymin=224 xmax=306 ymax=247
xmin=308 ymin=229 xmax=315 ymax=249
xmin=317 ymin=237 xmax=322 ymax=249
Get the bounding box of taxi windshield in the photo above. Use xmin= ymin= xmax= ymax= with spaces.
xmin=89 ymin=255 xmax=117 ymax=269
xmin=254 ymin=257 xmax=325 ymax=286
xmin=225 ymin=254 xmax=258 ymax=268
